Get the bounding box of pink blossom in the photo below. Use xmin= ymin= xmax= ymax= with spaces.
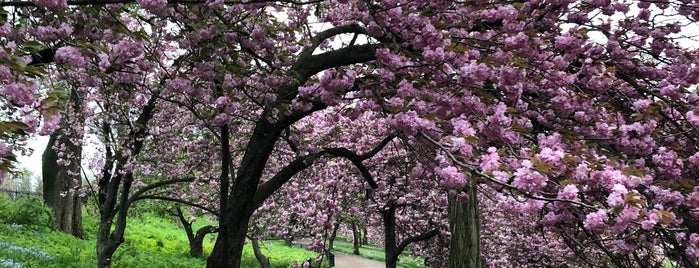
xmin=137 ymin=0 xmax=167 ymax=12
xmin=39 ymin=113 xmax=61 ymax=135
xmin=640 ymin=212 xmax=659 ymax=230
xmin=2 ymin=83 xmax=35 ymax=106
xmin=584 ymin=209 xmax=608 ymax=231
xmin=32 ymin=0 xmax=67 ymax=10
xmin=55 ymin=46 xmax=89 ymax=68
xmin=480 ymin=147 xmax=500 ymax=171
xmin=687 ymin=111 xmax=699 ymax=127
xmin=112 ymin=39 xmax=144 ymax=64
xmin=438 ymin=166 xmax=467 ymax=189
xmin=513 ymin=161 xmax=547 ymax=194
xmin=558 ymin=184 xmax=579 ymax=200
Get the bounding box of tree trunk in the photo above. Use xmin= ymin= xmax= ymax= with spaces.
xmin=208 ymin=123 xmax=272 ymax=268
xmin=207 ymin=210 xmax=251 ymax=267
xmin=96 ymin=216 xmax=121 ymax=268
xmin=191 ymin=226 xmax=217 ymax=257
xmin=383 ymin=205 xmax=399 ymax=268
xmin=448 ymin=185 xmax=481 ymax=268
xmin=42 ymin=87 xmax=85 ymax=239
xmin=361 ymin=222 xmax=368 ymax=245
xmin=328 ymin=217 xmax=342 ymax=250
xmin=174 ymin=207 xmax=218 ymax=257
xmin=351 ymin=220 xmax=360 ymax=255
xmin=252 ymin=238 xmax=271 ymax=268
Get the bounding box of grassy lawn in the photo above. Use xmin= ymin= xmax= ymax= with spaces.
xmin=0 ymin=194 xmax=324 ymax=268
xmin=330 ymin=239 xmax=426 ymax=268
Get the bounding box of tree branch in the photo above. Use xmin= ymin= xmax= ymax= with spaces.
xmin=396 ymin=229 xmax=440 ymax=256
xmin=252 ymin=152 xmax=323 ymax=210
xmin=0 ymin=0 xmax=323 ymax=7
xmin=293 ymin=43 xmax=380 ymax=81
xmin=131 ymin=195 xmax=219 ymax=217
xmin=323 ymin=134 xmax=396 ymax=189
xmin=127 ymin=177 xmax=194 ymax=207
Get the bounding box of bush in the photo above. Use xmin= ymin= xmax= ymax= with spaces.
xmin=0 ymin=193 xmax=53 ymax=228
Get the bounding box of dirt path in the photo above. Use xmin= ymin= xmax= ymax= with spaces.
xmin=331 ymin=251 xmax=384 ymax=268
xmin=296 ymin=238 xmax=385 ymax=268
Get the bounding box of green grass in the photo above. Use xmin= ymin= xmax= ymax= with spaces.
xmin=0 ymin=194 xmax=327 ymax=267
xmin=331 ymin=239 xmax=426 ymax=268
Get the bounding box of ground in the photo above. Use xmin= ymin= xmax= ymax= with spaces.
xmin=333 ymin=251 xmax=385 ymax=268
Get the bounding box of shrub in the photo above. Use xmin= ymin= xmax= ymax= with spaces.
xmin=0 ymin=194 xmax=53 ymax=229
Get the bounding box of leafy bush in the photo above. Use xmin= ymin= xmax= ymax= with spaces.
xmin=0 ymin=193 xmax=53 ymax=229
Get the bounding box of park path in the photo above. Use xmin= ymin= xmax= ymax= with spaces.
xmin=332 ymin=251 xmax=384 ymax=268
xmin=296 ymin=238 xmax=384 ymax=268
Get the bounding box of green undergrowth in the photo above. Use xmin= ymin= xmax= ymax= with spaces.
xmin=331 ymin=239 xmax=426 ymax=268
xmin=0 ymin=193 xmax=327 ymax=267
xmin=241 ymin=240 xmax=327 ymax=268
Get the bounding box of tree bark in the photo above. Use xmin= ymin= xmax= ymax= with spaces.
xmin=207 ymin=26 xmax=379 ymax=268
xmin=383 ymin=203 xmax=440 ymax=268
xmin=174 ymin=207 xmax=218 ymax=257
xmin=448 ymin=185 xmax=482 ymax=268
xmin=328 ymin=217 xmax=342 ymax=250
xmin=42 ymin=88 xmax=85 ymax=239
xmin=351 ymin=220 xmax=361 ymax=255
xmin=252 ymin=238 xmax=271 ymax=268
xmin=383 ymin=205 xmax=399 ymax=268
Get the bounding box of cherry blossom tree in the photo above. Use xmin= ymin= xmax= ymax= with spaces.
xmin=2 ymin=1 xmax=699 ymax=268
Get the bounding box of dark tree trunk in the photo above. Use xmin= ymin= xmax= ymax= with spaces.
xmin=383 ymin=203 xmax=440 ymax=268
xmin=252 ymin=238 xmax=271 ymax=268
xmin=328 ymin=217 xmax=342 ymax=250
xmin=351 ymin=220 xmax=361 ymax=255
xmin=208 ymin=123 xmax=274 ymax=268
xmin=191 ymin=226 xmax=217 ymax=257
xmin=95 ymin=94 xmax=159 ymax=268
xmin=174 ymin=207 xmax=218 ymax=257
xmin=206 ymin=30 xmax=379 ymax=267
xmin=448 ymin=185 xmax=482 ymax=268
xmin=42 ymin=88 xmax=85 ymax=239
xmin=96 ymin=217 xmax=121 ymax=268
xmin=383 ymin=205 xmax=399 ymax=268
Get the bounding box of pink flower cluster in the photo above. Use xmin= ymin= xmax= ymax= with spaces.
xmin=1 ymin=82 xmax=35 ymax=106
xmin=32 ymin=0 xmax=67 ymax=10
xmin=55 ymin=46 xmax=89 ymax=68
xmin=584 ymin=209 xmax=608 ymax=231
xmin=136 ymin=0 xmax=167 ymax=13
xmin=437 ymin=166 xmax=467 ymax=189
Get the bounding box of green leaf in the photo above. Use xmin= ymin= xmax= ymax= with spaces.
xmin=0 ymin=121 xmax=30 ymax=135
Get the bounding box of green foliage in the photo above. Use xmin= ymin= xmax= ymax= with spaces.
xmin=0 ymin=193 xmax=53 ymax=229
xmin=0 ymin=210 xmax=328 ymax=267
xmin=241 ymin=240 xmax=326 ymax=268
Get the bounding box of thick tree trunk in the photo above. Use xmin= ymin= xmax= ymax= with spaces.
xmin=383 ymin=206 xmax=399 ymax=268
xmin=351 ymin=220 xmax=361 ymax=255
xmin=96 ymin=217 xmax=121 ymax=268
xmin=208 ymin=122 xmax=277 ymax=268
xmin=207 ymin=211 xmax=251 ymax=267
xmin=448 ymin=185 xmax=481 ymax=268
xmin=252 ymin=238 xmax=271 ymax=268
xmin=42 ymin=88 xmax=85 ymax=239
